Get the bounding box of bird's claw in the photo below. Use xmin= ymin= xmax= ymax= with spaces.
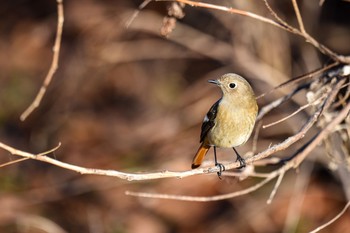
xmin=236 ymin=156 xmax=246 ymax=169
xmin=215 ymin=163 xmax=226 ymax=177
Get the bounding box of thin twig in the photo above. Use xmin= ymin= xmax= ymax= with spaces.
xmin=20 ymin=0 xmax=64 ymax=121
xmin=291 ymin=0 xmax=306 ymax=34
xmin=263 ymin=104 xmax=310 ymax=129
xmin=257 ymin=62 xmax=339 ymax=99
xmin=252 ymin=120 xmax=263 ymax=154
xmin=267 ymin=171 xmax=284 ymax=204
xmin=263 ymin=90 xmax=329 ymax=129
xmin=125 ymin=0 xmax=152 ymax=28
xmin=257 ymin=85 xmax=306 ymax=121
xmin=309 ymin=201 xmax=350 ymax=233
xmin=126 ymin=174 xmax=276 ymax=201
xmin=262 ymin=0 xmax=292 ymax=30
xmin=0 ymin=157 xmax=29 ymax=168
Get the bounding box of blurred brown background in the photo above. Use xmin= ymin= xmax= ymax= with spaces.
xmin=0 ymin=0 xmax=349 ymax=232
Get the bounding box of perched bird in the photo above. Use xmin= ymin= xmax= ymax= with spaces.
xmin=191 ymin=73 xmax=258 ymax=175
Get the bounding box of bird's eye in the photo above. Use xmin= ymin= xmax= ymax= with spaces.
xmin=229 ymin=83 xmax=236 ymax=89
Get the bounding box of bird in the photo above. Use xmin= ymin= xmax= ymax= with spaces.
xmin=191 ymin=73 xmax=258 ymax=176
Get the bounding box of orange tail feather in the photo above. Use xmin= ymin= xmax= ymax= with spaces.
xmin=191 ymin=143 xmax=210 ymax=169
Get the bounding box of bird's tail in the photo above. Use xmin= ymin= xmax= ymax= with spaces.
xmin=191 ymin=143 xmax=210 ymax=169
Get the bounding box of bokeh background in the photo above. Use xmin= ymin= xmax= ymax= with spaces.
xmin=0 ymin=0 xmax=349 ymax=232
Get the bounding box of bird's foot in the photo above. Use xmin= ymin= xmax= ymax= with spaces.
xmin=215 ymin=163 xmax=226 ymax=177
xmin=236 ymin=156 xmax=246 ymax=169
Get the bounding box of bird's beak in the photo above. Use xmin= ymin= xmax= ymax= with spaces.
xmin=208 ymin=79 xmax=220 ymax=86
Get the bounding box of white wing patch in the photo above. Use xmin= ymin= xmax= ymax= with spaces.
xmin=203 ymin=115 xmax=209 ymax=123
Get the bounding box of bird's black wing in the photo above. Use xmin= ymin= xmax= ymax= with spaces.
xmin=200 ymin=99 xmax=221 ymax=143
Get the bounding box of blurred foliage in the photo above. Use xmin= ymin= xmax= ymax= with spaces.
xmin=0 ymin=0 xmax=349 ymax=232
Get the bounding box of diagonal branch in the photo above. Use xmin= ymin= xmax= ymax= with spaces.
xmin=0 ymin=157 xmax=29 ymax=168
xmin=262 ymin=0 xmax=292 ymax=30
xmin=163 ymin=0 xmax=292 ymax=31
xmin=257 ymin=62 xmax=339 ymax=99
xmin=257 ymin=84 xmax=306 ymax=121
xmin=169 ymin=0 xmax=350 ymax=63
xmin=291 ymin=0 xmax=306 ymax=34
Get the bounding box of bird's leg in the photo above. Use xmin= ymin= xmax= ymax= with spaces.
xmin=214 ymin=146 xmax=225 ymax=177
xmin=233 ymin=147 xmax=246 ymax=169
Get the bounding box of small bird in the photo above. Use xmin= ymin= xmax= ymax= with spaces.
xmin=191 ymin=73 xmax=258 ymax=175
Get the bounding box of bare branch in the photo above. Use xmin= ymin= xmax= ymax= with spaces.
xmin=0 ymin=157 xmax=29 ymax=168
xmin=125 ymin=174 xmax=276 ymax=201
xmin=0 ymin=141 xmax=207 ymax=180
xmin=0 ymin=139 xmax=291 ymax=182
xmin=20 ymin=0 xmax=64 ymax=121
xmin=262 ymin=0 xmax=292 ymax=30
xmin=169 ymin=0 xmax=350 ymax=63
xmin=164 ymin=0 xmax=290 ymax=30
xmin=252 ymin=120 xmax=263 ymax=154
xmin=257 ymin=85 xmax=305 ymax=121
xmin=257 ymin=62 xmax=339 ymax=99
xmin=263 ymin=104 xmax=310 ymax=129
xmin=263 ymin=90 xmax=329 ymax=129
xmin=291 ymin=0 xmax=306 ymax=34
xmin=125 ymin=0 xmax=152 ymax=28
xmin=267 ymin=171 xmax=284 ymax=204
